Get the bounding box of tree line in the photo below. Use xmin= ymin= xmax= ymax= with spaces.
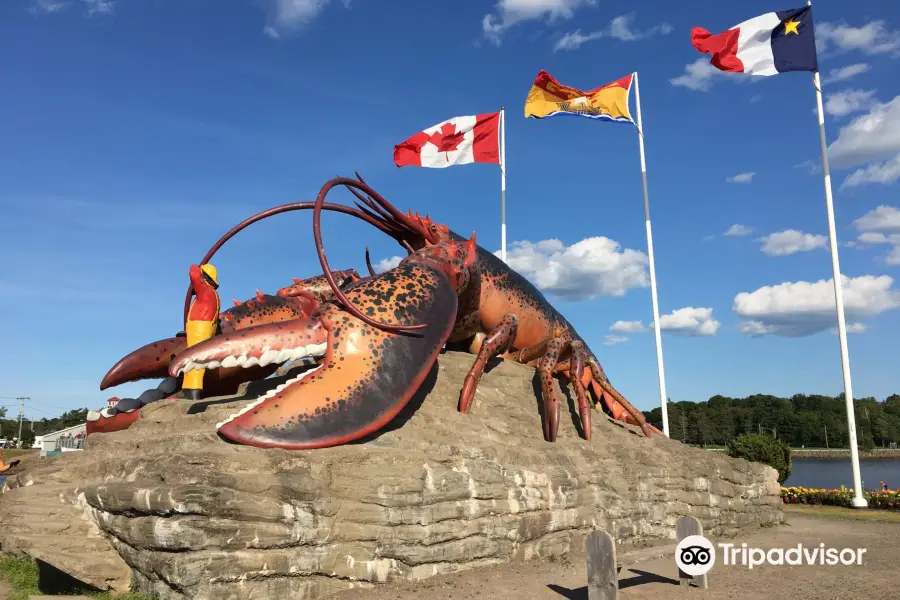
xmin=0 ymin=408 xmax=90 ymax=448
xmin=644 ymin=393 xmax=900 ymax=450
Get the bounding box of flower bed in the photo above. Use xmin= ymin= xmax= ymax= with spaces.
xmin=781 ymin=484 xmax=900 ymax=510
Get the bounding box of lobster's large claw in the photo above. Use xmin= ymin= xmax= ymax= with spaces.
xmin=102 ymin=294 xmax=311 ymax=392
xmin=100 ymin=336 xmax=186 ymax=390
xmin=170 ymin=262 xmax=458 ymax=449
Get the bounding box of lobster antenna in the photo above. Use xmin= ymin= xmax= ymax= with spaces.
xmin=183 ymin=200 xmax=399 ymax=323
xmin=365 ymin=246 xmax=377 ymax=277
xmin=313 ymin=177 xmax=426 ymax=333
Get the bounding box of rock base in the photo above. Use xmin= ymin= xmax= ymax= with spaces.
xmin=0 ymin=351 xmax=782 ymax=599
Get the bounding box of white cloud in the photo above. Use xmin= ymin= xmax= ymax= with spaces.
xmin=84 ymin=0 xmax=113 ymax=15
xmin=497 ymin=237 xmax=648 ymax=301
xmin=888 ymin=247 xmax=900 ymax=266
xmin=554 ymin=14 xmax=672 ymax=51
xmin=554 ymin=30 xmax=604 ymax=51
xmin=853 ymin=205 xmax=900 ymax=233
xmin=608 ymin=14 xmax=672 ymax=40
xmin=669 ymin=58 xmax=725 ymax=92
xmin=828 ymin=95 xmax=900 ymax=170
xmin=734 ymin=275 xmax=900 ymax=337
xmin=29 ymin=0 xmax=67 ymax=13
xmin=263 ymin=0 xmax=347 ymax=38
xmin=375 ymin=256 xmax=403 ymax=272
xmin=794 ymin=159 xmax=820 ymax=175
xmin=854 ymin=231 xmax=900 ymax=246
xmin=603 ymin=335 xmax=629 ymax=346
xmin=831 ymin=322 xmax=868 ymax=334
xmin=609 ymin=320 xmax=646 ymax=333
xmin=816 ymin=20 xmax=900 ymax=56
xmin=28 ymin=0 xmax=112 ymax=14
xmin=726 ymin=172 xmax=755 ymax=184
xmin=824 ymin=89 xmax=877 ymax=117
xmin=823 ymin=63 xmax=870 ymax=84
xmin=852 ymin=206 xmax=900 ymax=264
xmin=482 ymin=0 xmax=595 ymax=45
xmin=656 ymin=307 xmax=720 ymax=336
xmin=759 ymin=230 xmax=828 ymax=257
xmin=723 ymin=224 xmax=753 ymax=237
xmin=841 ymin=152 xmax=900 ymax=189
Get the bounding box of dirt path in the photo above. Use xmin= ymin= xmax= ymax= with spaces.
xmin=331 ymin=512 xmax=898 ymax=600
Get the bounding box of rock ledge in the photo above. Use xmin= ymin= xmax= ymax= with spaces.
xmin=0 ymin=351 xmax=782 ymax=600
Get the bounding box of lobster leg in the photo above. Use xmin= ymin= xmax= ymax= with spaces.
xmin=538 ymin=337 xmax=567 ymax=442
xmin=568 ymin=341 xmax=591 ymax=440
xmin=586 ymin=357 xmax=653 ymax=437
xmin=458 ymin=313 xmax=518 ymax=414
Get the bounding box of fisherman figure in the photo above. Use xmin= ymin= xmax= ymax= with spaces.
xmin=180 ymin=263 xmax=221 ymax=400
xmin=0 ymin=448 xmax=20 ymax=473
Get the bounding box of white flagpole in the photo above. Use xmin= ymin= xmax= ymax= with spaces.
xmin=500 ymin=106 xmax=507 ymax=263
xmin=632 ymin=71 xmax=670 ymax=437
xmin=813 ymin=68 xmax=866 ymax=507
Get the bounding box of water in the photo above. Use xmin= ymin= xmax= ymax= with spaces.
xmin=782 ymin=458 xmax=900 ymax=490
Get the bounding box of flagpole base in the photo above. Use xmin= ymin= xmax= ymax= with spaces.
xmin=851 ymin=496 xmax=868 ymax=509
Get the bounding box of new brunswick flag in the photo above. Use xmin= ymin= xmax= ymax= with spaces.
xmin=524 ymin=70 xmax=634 ymax=124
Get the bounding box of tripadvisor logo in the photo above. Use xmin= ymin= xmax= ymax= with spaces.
xmin=675 ymin=535 xmax=716 ymax=576
xmin=675 ymin=535 xmax=867 ymax=573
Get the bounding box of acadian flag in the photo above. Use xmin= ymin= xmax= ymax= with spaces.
xmin=691 ymin=5 xmax=818 ymax=76
xmin=523 ymin=70 xmax=634 ymax=124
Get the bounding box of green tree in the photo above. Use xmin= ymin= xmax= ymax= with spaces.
xmin=727 ymin=433 xmax=792 ymax=483
xmin=20 ymin=428 xmax=36 ymax=449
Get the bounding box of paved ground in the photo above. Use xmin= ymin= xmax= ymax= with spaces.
xmin=332 ymin=512 xmax=898 ymax=600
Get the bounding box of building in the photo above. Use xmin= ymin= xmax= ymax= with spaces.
xmin=38 ymin=423 xmax=87 ymax=456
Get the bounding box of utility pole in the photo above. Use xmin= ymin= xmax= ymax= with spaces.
xmin=824 ymin=423 xmax=829 ymax=449
xmin=16 ymin=396 xmax=28 ymax=448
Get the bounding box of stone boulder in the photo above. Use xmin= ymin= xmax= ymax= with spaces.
xmin=0 ymin=351 xmax=782 ymax=600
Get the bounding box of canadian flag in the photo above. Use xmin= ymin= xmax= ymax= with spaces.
xmin=393 ymin=112 xmax=501 ymax=169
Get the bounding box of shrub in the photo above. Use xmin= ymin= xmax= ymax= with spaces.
xmin=726 ymin=433 xmax=792 ymax=483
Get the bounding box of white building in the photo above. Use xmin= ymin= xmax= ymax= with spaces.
xmin=39 ymin=423 xmax=87 ymax=456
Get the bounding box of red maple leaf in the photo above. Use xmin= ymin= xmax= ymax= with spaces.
xmin=426 ymin=122 xmax=465 ymax=154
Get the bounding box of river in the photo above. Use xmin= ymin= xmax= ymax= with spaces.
xmin=782 ymin=458 xmax=900 ymax=490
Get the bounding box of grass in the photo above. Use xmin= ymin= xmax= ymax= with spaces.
xmin=0 ymin=555 xmax=152 ymax=600
xmin=784 ymin=503 xmax=900 ymax=524
xmin=0 ymin=555 xmax=39 ymax=600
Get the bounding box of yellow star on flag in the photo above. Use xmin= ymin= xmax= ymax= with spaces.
xmin=784 ymin=18 xmax=800 ymax=35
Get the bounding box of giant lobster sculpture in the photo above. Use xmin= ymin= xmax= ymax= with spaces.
xmin=92 ymin=175 xmax=660 ymax=448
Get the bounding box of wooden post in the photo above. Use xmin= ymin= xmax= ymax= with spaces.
xmin=586 ymin=529 xmax=618 ymax=600
xmin=676 ymin=516 xmax=708 ymax=589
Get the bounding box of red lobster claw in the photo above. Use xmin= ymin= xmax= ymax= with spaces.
xmin=169 ymin=262 xmax=459 ymax=449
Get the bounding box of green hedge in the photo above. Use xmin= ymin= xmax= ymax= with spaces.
xmin=727 ymin=433 xmax=792 ymax=483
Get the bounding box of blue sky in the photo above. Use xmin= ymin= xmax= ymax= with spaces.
xmin=2 ymin=0 xmax=900 ymax=423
